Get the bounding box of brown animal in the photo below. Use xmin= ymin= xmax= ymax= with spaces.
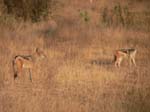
xmin=114 ymin=48 xmax=137 ymax=67
xmin=12 ymin=48 xmax=46 ymax=81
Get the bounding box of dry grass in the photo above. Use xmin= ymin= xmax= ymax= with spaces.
xmin=0 ymin=0 xmax=150 ymax=112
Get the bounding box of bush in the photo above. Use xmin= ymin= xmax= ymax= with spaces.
xmin=101 ymin=2 xmax=150 ymax=31
xmin=113 ymin=3 xmax=125 ymax=27
xmin=101 ymin=7 xmax=113 ymax=27
xmin=3 ymin=0 xmax=52 ymax=22
xmin=79 ymin=10 xmax=90 ymax=22
xmin=101 ymin=3 xmax=125 ymax=28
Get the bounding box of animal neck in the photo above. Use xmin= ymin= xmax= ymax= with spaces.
xmin=31 ymin=54 xmax=39 ymax=62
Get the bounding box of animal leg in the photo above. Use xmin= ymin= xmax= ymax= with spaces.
xmin=29 ymin=69 xmax=32 ymax=82
xmin=129 ymin=58 xmax=132 ymax=66
xmin=131 ymin=58 xmax=136 ymax=66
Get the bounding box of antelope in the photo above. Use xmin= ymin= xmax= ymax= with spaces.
xmin=114 ymin=48 xmax=137 ymax=67
xmin=12 ymin=48 xmax=46 ymax=81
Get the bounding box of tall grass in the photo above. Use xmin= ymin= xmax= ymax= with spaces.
xmin=2 ymin=0 xmax=54 ymax=22
xmin=0 ymin=0 xmax=150 ymax=112
xmin=100 ymin=2 xmax=150 ymax=30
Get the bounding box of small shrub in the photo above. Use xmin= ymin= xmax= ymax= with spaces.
xmin=113 ymin=3 xmax=124 ymax=27
xmin=101 ymin=7 xmax=113 ymax=27
xmin=0 ymin=14 xmax=17 ymax=28
xmin=79 ymin=10 xmax=90 ymax=22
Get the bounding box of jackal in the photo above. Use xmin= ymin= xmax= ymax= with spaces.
xmin=114 ymin=48 xmax=137 ymax=67
xmin=12 ymin=48 xmax=46 ymax=81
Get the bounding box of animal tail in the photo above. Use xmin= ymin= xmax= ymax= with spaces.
xmin=12 ymin=58 xmax=18 ymax=80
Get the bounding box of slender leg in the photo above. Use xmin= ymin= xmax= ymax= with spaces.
xmin=29 ymin=69 xmax=32 ymax=82
xmin=118 ymin=58 xmax=122 ymax=67
xmin=132 ymin=58 xmax=136 ymax=66
xmin=17 ymin=64 xmax=22 ymax=79
xmin=129 ymin=58 xmax=132 ymax=66
xmin=115 ymin=61 xmax=117 ymax=67
xmin=115 ymin=59 xmax=121 ymax=68
xmin=13 ymin=65 xmax=17 ymax=80
xmin=118 ymin=61 xmax=120 ymax=67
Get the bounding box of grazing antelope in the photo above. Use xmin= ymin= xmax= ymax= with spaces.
xmin=114 ymin=48 xmax=137 ymax=67
xmin=12 ymin=48 xmax=46 ymax=81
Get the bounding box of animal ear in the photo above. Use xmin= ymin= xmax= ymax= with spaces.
xmin=34 ymin=48 xmax=39 ymax=53
xmin=35 ymin=48 xmax=44 ymax=54
xmin=36 ymin=48 xmax=39 ymax=52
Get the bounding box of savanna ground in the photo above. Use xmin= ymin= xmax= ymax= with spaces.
xmin=0 ymin=0 xmax=150 ymax=112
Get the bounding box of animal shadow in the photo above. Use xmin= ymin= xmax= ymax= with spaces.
xmin=90 ymin=58 xmax=113 ymax=66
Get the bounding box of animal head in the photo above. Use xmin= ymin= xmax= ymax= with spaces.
xmin=34 ymin=48 xmax=47 ymax=60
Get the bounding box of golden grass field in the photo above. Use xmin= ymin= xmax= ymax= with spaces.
xmin=0 ymin=0 xmax=150 ymax=112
